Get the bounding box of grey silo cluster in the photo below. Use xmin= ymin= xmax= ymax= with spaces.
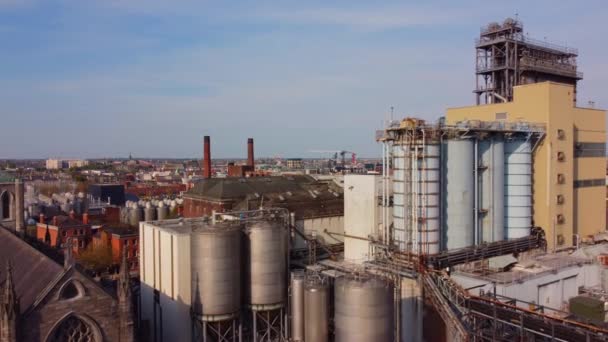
xmin=391 ymin=122 xmax=537 ymax=254
xmin=122 ymin=198 xmax=182 ymax=226
xmin=188 ymin=217 xmax=288 ymax=340
xmin=290 ymin=272 xmax=393 ymax=342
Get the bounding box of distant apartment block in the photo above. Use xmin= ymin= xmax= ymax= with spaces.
xmin=46 ymin=158 xmax=89 ymax=169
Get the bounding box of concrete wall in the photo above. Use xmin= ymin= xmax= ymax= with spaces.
xmin=292 ymin=215 xmax=344 ymax=249
xmin=343 ymin=175 xmax=381 ymax=263
xmin=447 ymin=82 xmax=606 ymax=250
xmin=140 ymin=222 xmax=192 ymax=342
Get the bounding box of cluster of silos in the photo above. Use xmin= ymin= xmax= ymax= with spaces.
xmin=24 ymin=192 xmax=89 ymax=220
xmin=392 ymin=129 xmax=534 ymax=253
xmin=290 ymin=273 xmax=394 ymax=342
xmin=290 ymin=272 xmax=330 ymax=342
xmin=122 ymin=198 xmax=183 ymax=226
xmin=190 ymin=218 xmax=288 ymax=341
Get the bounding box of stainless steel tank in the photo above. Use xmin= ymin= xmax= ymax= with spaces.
xmin=505 ymin=139 xmax=532 ymax=239
xmin=290 ymin=271 xmax=305 ymax=342
xmin=129 ymin=206 xmax=144 ymax=227
xmin=245 ymin=220 xmax=286 ymax=307
xmin=304 ymin=277 xmax=329 ymax=342
xmin=157 ymin=204 xmax=168 ymax=220
xmin=191 ymin=222 xmax=242 ymax=318
xmin=144 ymin=206 xmax=156 ymax=221
xmin=480 ymin=137 xmax=505 ymax=242
xmin=334 ymin=277 xmax=394 ymax=342
xmin=444 ymin=139 xmax=475 ymax=249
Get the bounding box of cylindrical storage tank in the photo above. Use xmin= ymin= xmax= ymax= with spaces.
xmin=191 ymin=222 xmax=242 ymax=318
xmin=290 ymin=271 xmax=305 ymax=342
xmin=415 ymin=142 xmax=441 ymax=255
xmin=480 ymin=137 xmax=505 ymax=242
xmin=144 ymin=205 xmax=156 ymax=221
xmin=304 ymin=277 xmax=329 ymax=342
xmin=443 ymin=139 xmax=475 ymax=250
xmin=392 ymin=144 xmax=410 ymax=251
xmin=245 ymin=220 xmax=286 ymax=307
xmin=129 ymin=206 xmax=144 ymax=227
xmin=334 ymin=277 xmax=394 ymax=342
xmin=157 ymin=204 xmax=168 ymax=220
xmin=504 ymin=139 xmax=532 ymax=239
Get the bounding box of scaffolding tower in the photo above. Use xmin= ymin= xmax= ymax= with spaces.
xmin=475 ymin=18 xmax=582 ymax=105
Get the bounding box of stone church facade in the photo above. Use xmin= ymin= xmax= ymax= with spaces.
xmin=0 ymin=224 xmax=134 ymax=342
xmin=0 ymin=173 xmax=24 ymax=234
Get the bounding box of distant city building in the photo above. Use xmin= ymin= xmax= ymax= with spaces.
xmin=46 ymin=158 xmax=89 ymax=169
xmin=286 ymin=158 xmax=303 ymax=169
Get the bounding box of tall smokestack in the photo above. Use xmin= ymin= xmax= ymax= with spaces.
xmin=203 ymin=136 xmax=211 ymax=178
xmin=247 ymin=138 xmax=255 ymax=168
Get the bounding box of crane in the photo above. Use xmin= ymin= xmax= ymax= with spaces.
xmin=308 ymin=150 xmax=356 ymax=166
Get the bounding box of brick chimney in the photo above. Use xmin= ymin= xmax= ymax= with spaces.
xmin=203 ymin=136 xmax=211 ymax=179
xmin=82 ymin=213 xmax=89 ymax=225
xmin=39 ymin=213 xmax=45 ymax=224
xmin=247 ymin=138 xmax=255 ymax=168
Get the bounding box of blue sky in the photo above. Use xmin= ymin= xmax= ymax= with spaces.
xmin=1 ymin=0 xmax=606 ymax=159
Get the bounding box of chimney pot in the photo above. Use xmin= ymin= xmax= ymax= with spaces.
xmin=83 ymin=213 xmax=89 ymax=225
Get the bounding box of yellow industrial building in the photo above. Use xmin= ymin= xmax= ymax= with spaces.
xmin=447 ymin=82 xmax=606 ymax=250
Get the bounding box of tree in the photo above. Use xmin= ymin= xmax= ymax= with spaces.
xmin=78 ymin=243 xmax=113 ymax=273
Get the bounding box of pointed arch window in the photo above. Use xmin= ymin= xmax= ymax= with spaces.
xmin=47 ymin=314 xmax=101 ymax=342
xmin=58 ymin=280 xmax=86 ymax=301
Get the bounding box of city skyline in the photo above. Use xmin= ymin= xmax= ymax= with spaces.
xmin=1 ymin=0 xmax=606 ymax=159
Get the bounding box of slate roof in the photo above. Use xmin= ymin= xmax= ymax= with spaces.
xmin=185 ymin=175 xmax=344 ymax=219
xmin=0 ymin=227 xmax=63 ymax=314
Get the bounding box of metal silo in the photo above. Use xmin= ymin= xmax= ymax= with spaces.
xmin=479 ymin=137 xmax=505 ymax=242
xmin=505 ymin=139 xmax=532 ymax=239
xmin=392 ymin=144 xmax=409 ymax=251
xmin=129 ymin=205 xmax=144 ymax=227
xmin=334 ymin=277 xmax=394 ymax=342
xmin=245 ymin=220 xmax=287 ymax=307
xmin=144 ymin=203 xmax=156 ymax=221
xmin=444 ymin=139 xmax=475 ymax=250
xmin=191 ymin=221 xmax=242 ymax=318
xmin=157 ymin=203 xmax=168 ymax=220
xmin=304 ymin=276 xmax=329 ymax=342
xmin=290 ymin=271 xmax=305 ymax=342
xmin=416 ymin=143 xmax=441 ymax=255
xmin=392 ymin=140 xmax=440 ymax=254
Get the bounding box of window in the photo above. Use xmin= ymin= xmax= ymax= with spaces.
xmin=557 ymin=151 xmax=565 ymax=162
xmin=556 ymin=214 xmax=565 ymax=224
xmin=47 ymin=315 xmax=100 ymax=342
xmin=556 ymin=195 xmax=565 ymax=205
xmin=62 ymin=231 xmax=67 ymax=237
xmin=557 ymin=129 xmax=566 ymax=140
xmin=557 ymin=174 xmax=566 ymax=184
xmin=60 ymin=283 xmax=80 ymax=300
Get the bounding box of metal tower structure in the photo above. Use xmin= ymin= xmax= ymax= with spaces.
xmin=475 ymin=18 xmax=582 ymax=105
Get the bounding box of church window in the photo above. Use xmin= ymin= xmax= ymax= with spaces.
xmin=47 ymin=315 xmax=99 ymax=342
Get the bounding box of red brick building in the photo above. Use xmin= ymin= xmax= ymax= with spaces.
xmin=93 ymin=226 xmax=139 ymax=272
xmin=36 ymin=215 xmax=92 ymax=255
